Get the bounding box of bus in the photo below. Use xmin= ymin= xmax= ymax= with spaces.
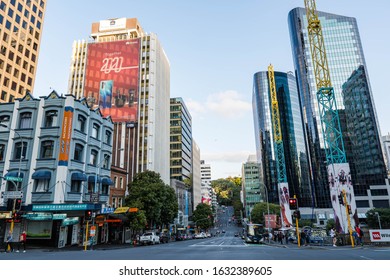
xmin=244 ymin=223 xmax=264 ymax=243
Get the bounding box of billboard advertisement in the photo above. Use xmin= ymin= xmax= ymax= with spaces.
xmin=58 ymin=106 xmax=74 ymax=166
xmin=369 ymin=230 xmax=390 ymax=242
xmin=278 ymin=182 xmax=293 ymax=228
xmin=328 ymin=163 xmax=358 ymax=234
xmin=84 ymin=39 xmax=140 ymax=122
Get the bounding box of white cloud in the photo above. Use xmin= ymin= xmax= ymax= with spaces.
xmin=187 ymin=90 xmax=252 ymax=119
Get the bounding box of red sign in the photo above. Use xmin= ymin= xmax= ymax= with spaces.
xmin=84 ymin=39 xmax=140 ymax=122
xmin=372 ymin=231 xmax=381 ymax=240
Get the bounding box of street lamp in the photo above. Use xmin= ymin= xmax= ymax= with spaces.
xmin=374 ymin=212 xmax=382 ymax=230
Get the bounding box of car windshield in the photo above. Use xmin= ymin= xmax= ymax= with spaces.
xmin=143 ymin=233 xmax=152 ymax=236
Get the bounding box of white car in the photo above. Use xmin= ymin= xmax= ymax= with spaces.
xmin=195 ymin=232 xmax=207 ymax=239
xmin=139 ymin=232 xmax=160 ymax=245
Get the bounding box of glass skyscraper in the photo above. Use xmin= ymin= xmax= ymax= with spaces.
xmin=288 ymin=8 xmax=386 ymax=208
xmin=252 ymin=70 xmax=312 ymax=207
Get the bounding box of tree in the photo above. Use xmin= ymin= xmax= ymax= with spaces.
xmin=250 ymin=202 xmax=280 ymax=225
xmin=365 ymin=208 xmax=390 ymax=229
xmin=193 ymin=203 xmax=213 ymax=230
xmin=127 ymin=210 xmax=147 ymax=234
xmin=125 ymin=171 xmax=178 ymax=229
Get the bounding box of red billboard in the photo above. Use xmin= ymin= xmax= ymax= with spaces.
xmin=84 ymin=39 xmax=140 ymax=122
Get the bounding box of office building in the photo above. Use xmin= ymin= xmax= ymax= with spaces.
xmin=288 ymin=8 xmax=386 ymax=207
xmin=241 ymin=155 xmax=262 ymax=218
xmin=252 ymin=70 xmax=312 ymax=207
xmin=383 ymin=133 xmax=390 ymax=178
xmin=170 ymin=97 xmax=192 ymax=182
xmin=192 ymin=140 xmax=201 ymax=209
xmin=0 ymin=0 xmax=47 ymax=102
xmin=67 ymin=18 xmax=171 ymax=203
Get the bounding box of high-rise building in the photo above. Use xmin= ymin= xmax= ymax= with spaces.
xmin=170 ymin=97 xmax=192 ymax=182
xmin=200 ymin=160 xmax=212 ymax=204
xmin=252 ymin=70 xmax=312 ymax=207
xmin=192 ymin=140 xmax=201 ymax=209
xmin=241 ymin=155 xmax=262 ymax=218
xmin=67 ymin=18 xmax=171 ymax=206
xmin=382 ymin=133 xmax=390 ymax=178
xmin=288 ymin=8 xmax=386 ymax=208
xmin=0 ymin=0 xmax=47 ymax=102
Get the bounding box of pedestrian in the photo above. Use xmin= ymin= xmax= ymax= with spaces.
xmin=330 ymin=228 xmax=337 ymax=247
xmin=278 ymin=231 xmax=283 ymax=244
xmin=5 ymin=231 xmax=13 ymax=253
xmin=355 ymin=226 xmax=363 ymax=246
xmin=285 ymin=231 xmax=289 ymax=244
xmin=17 ymin=230 xmax=27 ymax=253
xmin=300 ymin=230 xmax=307 ymax=246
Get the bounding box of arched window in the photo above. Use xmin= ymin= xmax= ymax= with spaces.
xmin=19 ymin=112 xmax=32 ymax=129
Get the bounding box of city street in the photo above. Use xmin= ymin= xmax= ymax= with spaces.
xmin=1 ymin=207 xmax=390 ymax=260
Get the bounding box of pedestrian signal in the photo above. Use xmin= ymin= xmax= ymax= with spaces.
xmin=85 ymin=210 xmax=92 ymax=221
xmin=15 ymin=198 xmax=22 ymax=211
xmin=347 ymin=205 xmax=352 ymax=215
xmin=289 ymin=198 xmax=298 ymax=210
xmin=338 ymin=194 xmax=344 ymax=205
xmin=293 ymin=210 xmax=301 ymax=219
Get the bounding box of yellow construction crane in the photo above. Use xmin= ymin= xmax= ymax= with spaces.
xmin=304 ymin=0 xmax=356 ymax=245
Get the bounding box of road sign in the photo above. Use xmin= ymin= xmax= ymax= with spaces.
xmin=90 ymin=226 xmax=96 ymax=237
xmin=1 ymin=191 xmax=23 ymax=199
xmin=5 ymin=176 xmax=23 ymax=182
xmin=90 ymin=193 xmax=99 ymax=203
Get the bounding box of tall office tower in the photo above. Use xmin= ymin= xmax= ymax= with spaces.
xmin=288 ymin=8 xmax=386 ymax=207
xmin=241 ymin=155 xmax=262 ymax=218
xmin=0 ymin=0 xmax=47 ymax=102
xmin=68 ymin=17 xmax=171 ymax=200
xmin=192 ymin=140 xmax=201 ymax=209
xmin=200 ymin=160 xmax=212 ymax=204
xmin=382 ymin=133 xmax=390 ymax=178
xmin=170 ymin=97 xmax=192 ymax=182
xmin=252 ymin=70 xmax=312 ymax=207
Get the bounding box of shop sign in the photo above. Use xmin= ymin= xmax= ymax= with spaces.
xmin=114 ymin=207 xmax=129 ymax=214
xmin=23 ymin=213 xmax=53 ymax=220
xmin=0 ymin=211 xmax=12 ymax=219
xmin=101 ymin=207 xmax=115 ymax=214
xmin=32 ymin=204 xmax=89 ymax=211
xmin=62 ymin=217 xmax=79 ymax=226
xmin=369 ymin=229 xmax=390 ymax=242
xmin=53 ymin=214 xmax=67 ymax=220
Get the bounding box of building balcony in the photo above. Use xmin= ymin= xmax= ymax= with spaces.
xmin=31 ymin=192 xmax=54 ymax=203
xmin=65 ymin=192 xmax=82 ymax=202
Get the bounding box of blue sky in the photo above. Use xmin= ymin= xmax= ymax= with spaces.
xmin=34 ymin=0 xmax=390 ymax=180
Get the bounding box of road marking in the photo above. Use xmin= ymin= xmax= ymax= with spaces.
xmin=360 ymin=256 xmax=373 ymax=260
xmin=190 ymin=244 xmax=247 ymax=248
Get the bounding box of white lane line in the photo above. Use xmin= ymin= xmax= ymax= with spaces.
xmin=360 ymin=256 xmax=373 ymax=260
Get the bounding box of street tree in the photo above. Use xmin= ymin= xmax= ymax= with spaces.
xmin=125 ymin=170 xmax=178 ymax=229
xmin=365 ymin=208 xmax=390 ymax=229
xmin=250 ymin=202 xmax=280 ymax=224
xmin=193 ymin=203 xmax=213 ymax=230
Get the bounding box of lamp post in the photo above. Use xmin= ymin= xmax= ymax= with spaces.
xmin=0 ymin=124 xmax=23 ymax=237
xmin=374 ymin=212 xmax=382 ymax=230
xmin=263 ymin=185 xmax=270 ymax=244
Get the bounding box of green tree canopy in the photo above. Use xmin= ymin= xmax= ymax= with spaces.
xmin=365 ymin=208 xmax=390 ymax=229
xmin=125 ymin=171 xmax=178 ymax=229
xmin=250 ymin=202 xmax=280 ymax=225
xmin=193 ymin=203 xmax=214 ymax=230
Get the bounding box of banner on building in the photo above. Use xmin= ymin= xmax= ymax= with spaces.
xmin=328 ymin=163 xmax=358 ymax=234
xmin=278 ymin=182 xmax=293 ymax=228
xmin=58 ymin=106 xmax=74 ymax=166
xmin=84 ymin=39 xmax=140 ymax=122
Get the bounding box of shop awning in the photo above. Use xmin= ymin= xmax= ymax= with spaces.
xmin=88 ymin=175 xmax=101 ymax=183
xmin=71 ymin=172 xmax=87 ymax=181
xmin=114 ymin=207 xmax=129 ymax=214
xmin=102 ymin=177 xmax=114 ymax=185
xmin=4 ymin=171 xmax=24 ymax=178
xmin=32 ymin=170 xmax=51 ymax=180
xmin=108 ymin=213 xmax=129 ymax=223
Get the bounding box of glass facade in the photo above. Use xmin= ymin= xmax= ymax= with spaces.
xmin=242 ymin=158 xmax=262 ymax=218
xmin=288 ymin=8 xmax=386 ymax=207
xmin=252 ymin=71 xmax=312 ymax=207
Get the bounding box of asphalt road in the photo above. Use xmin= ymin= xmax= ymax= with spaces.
xmin=1 ymin=206 xmax=390 ymax=260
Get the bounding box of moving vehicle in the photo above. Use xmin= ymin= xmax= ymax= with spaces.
xmin=244 ymin=223 xmax=264 ymax=243
xmin=195 ymin=232 xmax=207 ymax=239
xmin=139 ymin=232 xmax=160 ymax=245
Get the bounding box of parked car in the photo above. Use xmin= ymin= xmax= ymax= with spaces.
xmin=175 ymin=233 xmax=186 ymax=241
xmin=139 ymin=232 xmax=160 ymax=245
xmin=195 ymin=232 xmax=207 ymax=239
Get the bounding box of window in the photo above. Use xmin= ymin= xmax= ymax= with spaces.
xmin=102 ymin=155 xmax=110 ymax=169
xmin=120 ymin=177 xmax=123 ymax=189
xmin=0 ymin=143 xmax=5 ymax=161
xmin=14 ymin=141 xmax=27 ymax=160
xmin=114 ymin=176 xmax=117 ymax=188
xmin=70 ymin=180 xmax=82 ymax=193
xmin=44 ymin=110 xmax=57 ymax=127
xmin=0 ymin=115 xmax=9 ymax=127
xmin=92 ymin=123 xmax=100 ymax=139
xmin=40 ymin=140 xmax=54 ymax=158
xmin=73 ymin=143 xmax=83 ymax=161
xmin=104 ymin=130 xmax=111 ymax=144
xmin=101 ymin=183 xmax=109 ymax=195
xmin=35 ymin=179 xmax=49 ymax=192
xmin=19 ymin=112 xmax=32 ymax=128
xmin=90 ymin=149 xmax=98 ymax=166
xmin=88 ymin=182 xmax=95 ymax=193
xmin=77 ymin=115 xmax=86 ymax=132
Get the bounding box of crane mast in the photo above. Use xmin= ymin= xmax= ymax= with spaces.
xmin=268 ymin=64 xmax=292 ymax=227
xmin=304 ymin=0 xmax=357 ymax=235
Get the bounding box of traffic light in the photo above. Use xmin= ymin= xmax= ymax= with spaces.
xmin=289 ymin=198 xmax=298 ymax=210
xmin=338 ymin=194 xmax=344 ymax=205
xmin=347 ymin=205 xmax=352 ymax=215
xmin=85 ymin=210 xmax=92 ymax=221
xmin=15 ymin=198 xmax=22 ymax=211
xmin=293 ymin=210 xmax=301 ymax=219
